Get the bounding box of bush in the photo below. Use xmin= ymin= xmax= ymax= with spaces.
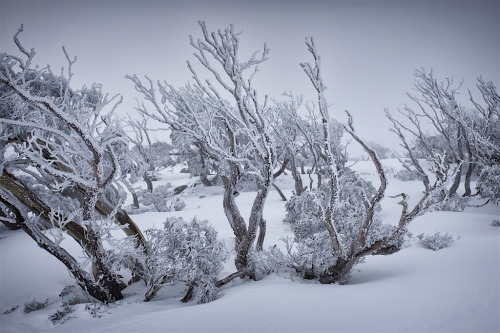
xmin=3 ymin=306 xmax=19 ymax=314
xmin=142 ymin=217 xmax=228 ymax=303
xmin=139 ymin=184 xmax=186 ymax=212
xmin=490 ymin=220 xmax=500 ymax=227
xmin=394 ymin=168 xmax=423 ymax=181
xmin=59 ymin=285 xmax=92 ymax=306
xmin=85 ymin=302 xmax=109 ymax=318
xmin=23 ymin=299 xmax=48 ymax=313
xmin=418 ymin=232 xmax=455 ymax=251
xmin=477 ymin=165 xmax=500 ymax=204
xmin=429 ymin=194 xmax=468 ymax=212
xmin=48 ymin=306 xmax=74 ymax=325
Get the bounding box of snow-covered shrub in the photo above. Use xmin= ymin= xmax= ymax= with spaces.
xmin=419 ymin=232 xmax=455 ymax=251
xmin=236 ymin=173 xmax=259 ymax=192
xmin=59 ymin=285 xmax=93 ymax=306
xmin=429 ymin=194 xmax=468 ymax=212
xmin=477 ymin=165 xmax=500 ymax=204
xmin=23 ymin=299 xmax=49 ymax=313
xmin=490 ymin=220 xmax=500 ymax=227
xmin=48 ymin=306 xmax=74 ymax=325
xmin=139 ymin=185 xmax=186 ymax=212
xmin=280 ymin=169 xmax=392 ymax=281
xmin=383 ymin=166 xmax=395 ymax=178
xmin=283 ymin=191 xmax=324 ymax=241
xmin=3 ymin=306 xmax=19 ymax=314
xmin=142 ymin=217 xmax=228 ymax=303
xmin=85 ymin=302 xmax=110 ymax=318
xmin=394 ymin=168 xmax=423 ymax=181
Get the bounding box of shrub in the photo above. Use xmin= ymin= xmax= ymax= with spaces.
xmin=23 ymin=299 xmax=48 ymax=313
xmin=394 ymin=168 xmax=423 ymax=181
xmin=139 ymin=184 xmax=186 ymax=212
xmin=419 ymin=231 xmax=455 ymax=251
xmin=429 ymin=194 xmax=468 ymax=212
xmin=48 ymin=306 xmax=74 ymax=325
xmin=85 ymin=302 xmax=109 ymax=318
xmin=142 ymin=217 xmax=228 ymax=303
xmin=59 ymin=285 xmax=92 ymax=306
xmin=3 ymin=306 xmax=19 ymax=314
xmin=477 ymin=165 xmax=500 ymax=204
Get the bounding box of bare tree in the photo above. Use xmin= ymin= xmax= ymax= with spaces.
xmin=128 ymin=22 xmax=277 ymax=281
xmin=272 ymin=95 xmax=307 ymax=197
xmin=394 ymin=69 xmax=477 ymax=196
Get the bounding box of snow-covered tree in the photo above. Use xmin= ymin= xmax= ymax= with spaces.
xmin=389 ymin=70 xmax=499 ymax=198
xmin=129 ymin=22 xmax=277 ymax=282
xmin=276 ymin=38 xmax=460 ymax=284
xmin=0 ymin=26 xmax=147 ymax=303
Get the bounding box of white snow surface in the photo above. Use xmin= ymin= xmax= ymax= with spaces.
xmin=0 ymin=159 xmax=499 ymax=332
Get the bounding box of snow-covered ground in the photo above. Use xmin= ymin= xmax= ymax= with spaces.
xmin=1 ymin=160 xmax=499 ymax=332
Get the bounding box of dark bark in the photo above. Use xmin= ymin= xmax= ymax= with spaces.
xmin=0 ymin=170 xmax=92 ymax=253
xmin=463 ymin=132 xmax=475 ymax=197
xmin=0 ymin=193 xmax=118 ymax=303
xmin=181 ymin=285 xmax=195 ymax=303
xmin=144 ymin=172 xmax=154 ymax=193
xmin=449 ymin=127 xmax=464 ymax=196
xmin=272 ymin=183 xmax=287 ymax=201
xmin=215 ymin=271 xmax=243 ymax=287
xmin=256 ymin=218 xmax=266 ymax=251
xmin=289 ymin=155 xmax=305 ymax=196
xmin=463 ymin=162 xmax=475 ymax=197
xmin=82 ymin=189 xmax=124 ymax=301
xmin=319 ymin=257 xmax=357 ymax=284
xmin=273 ymin=159 xmax=289 ymax=179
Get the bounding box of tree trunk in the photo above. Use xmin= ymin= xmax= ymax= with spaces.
xmin=0 ymin=191 xmax=117 ymax=303
xmin=463 ymin=162 xmax=475 ymax=197
xmin=319 ymin=257 xmax=357 ymax=284
xmin=221 ymin=175 xmax=250 ymax=276
xmin=256 ymin=218 xmax=266 ymax=251
xmin=82 ymin=189 xmax=124 ymax=302
xmin=463 ymin=133 xmax=475 ymax=197
xmin=290 ymin=155 xmax=305 ymax=196
xmin=272 ymin=183 xmax=287 ymax=201
xmin=84 ymin=227 xmax=124 ymax=301
xmin=449 ymin=127 xmax=464 ymax=196
xmin=144 ymin=172 xmax=153 ymax=193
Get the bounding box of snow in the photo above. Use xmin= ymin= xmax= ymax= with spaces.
xmin=1 ymin=159 xmax=499 ymax=332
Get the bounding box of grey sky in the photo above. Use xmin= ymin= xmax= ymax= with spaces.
xmin=1 ymin=0 xmax=499 ymax=152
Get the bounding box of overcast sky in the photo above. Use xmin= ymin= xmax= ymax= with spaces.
xmin=1 ymin=0 xmax=498 ymax=153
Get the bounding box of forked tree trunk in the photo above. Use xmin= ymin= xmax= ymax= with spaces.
xmin=221 ymin=170 xmax=271 ymax=279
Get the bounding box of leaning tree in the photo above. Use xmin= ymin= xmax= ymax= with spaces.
xmin=129 ymin=22 xmax=278 ymax=282
xmin=0 ymin=26 xmax=150 ymax=303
